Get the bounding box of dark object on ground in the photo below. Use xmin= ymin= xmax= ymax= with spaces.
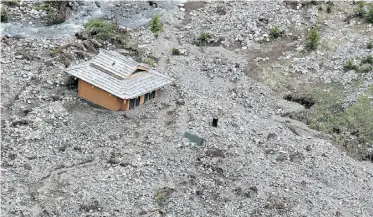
xmin=148 ymin=1 xmax=158 ymax=8
xmin=283 ymin=94 xmax=315 ymax=109
xmin=212 ymin=118 xmax=218 ymax=127
xmin=184 ymin=132 xmax=205 ymax=146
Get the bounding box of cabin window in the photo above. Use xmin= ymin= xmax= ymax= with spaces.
xmin=136 ymin=96 xmax=141 ymax=106
xmin=150 ymin=91 xmax=156 ymax=100
xmin=129 ymin=98 xmax=136 ymax=110
xmin=144 ymin=93 xmax=150 ymax=103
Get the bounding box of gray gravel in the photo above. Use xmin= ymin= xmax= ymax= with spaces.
xmin=1 ymin=1 xmax=373 ymax=217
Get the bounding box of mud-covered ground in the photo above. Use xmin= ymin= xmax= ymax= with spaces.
xmin=1 ymin=1 xmax=373 ymax=217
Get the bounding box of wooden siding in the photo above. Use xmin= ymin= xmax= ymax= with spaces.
xmin=78 ymin=79 xmax=121 ymax=111
xmin=121 ymin=99 xmax=129 ymax=111
xmin=140 ymin=95 xmax=145 ymax=105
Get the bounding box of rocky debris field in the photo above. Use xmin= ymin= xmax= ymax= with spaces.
xmin=1 ymin=1 xmax=373 ymax=217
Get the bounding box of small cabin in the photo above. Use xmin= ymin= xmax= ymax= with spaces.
xmin=65 ymin=50 xmax=174 ymax=111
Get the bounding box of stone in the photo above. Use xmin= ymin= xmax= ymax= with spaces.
xmin=23 ymin=163 xmax=32 ymax=170
xmin=108 ymin=157 xmax=121 ymax=165
xmin=176 ymin=99 xmax=185 ymax=105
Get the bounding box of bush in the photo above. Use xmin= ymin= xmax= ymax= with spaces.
xmin=38 ymin=2 xmax=68 ymax=25
xmin=144 ymin=58 xmax=154 ymax=66
xmin=150 ymin=14 xmax=163 ymax=34
xmin=198 ymin=32 xmax=212 ymax=45
xmin=1 ymin=7 xmax=8 ymax=22
xmin=358 ymin=64 xmax=372 ymax=73
xmin=355 ymin=1 xmax=366 ymax=17
xmin=367 ymin=38 xmax=373 ymax=49
xmin=344 ymin=59 xmax=358 ymax=71
xmin=3 ymin=0 xmax=19 ymax=6
xmin=270 ymin=25 xmax=281 ymax=39
xmin=366 ymin=5 xmax=373 ymax=23
xmin=84 ymin=18 xmax=119 ymax=40
xmin=171 ymin=48 xmax=181 ymax=55
xmin=361 ymin=55 xmax=373 ymax=65
xmin=326 ymin=5 xmax=332 ymax=13
xmin=306 ymin=27 xmax=320 ymax=51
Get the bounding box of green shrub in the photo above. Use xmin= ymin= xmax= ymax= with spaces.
xmin=361 ymin=55 xmax=373 ymax=65
xmin=144 ymin=58 xmax=154 ymax=66
xmin=198 ymin=32 xmax=212 ymax=45
xmin=38 ymin=2 xmax=66 ymax=25
xmin=1 ymin=7 xmax=8 ymax=22
xmin=84 ymin=18 xmax=119 ymax=40
xmin=355 ymin=1 xmax=366 ymax=17
xmin=172 ymin=48 xmax=181 ymax=55
xmin=366 ymin=5 xmax=373 ymax=23
xmin=4 ymin=0 xmax=19 ymax=6
xmin=326 ymin=5 xmax=332 ymax=13
xmin=154 ymin=187 xmax=174 ymax=207
xmin=306 ymin=27 xmax=320 ymax=51
xmin=270 ymin=25 xmax=281 ymax=39
xmin=150 ymin=14 xmax=163 ymax=34
xmin=344 ymin=59 xmax=358 ymax=71
xmin=291 ymin=86 xmax=373 ymax=160
xmin=367 ymin=38 xmax=373 ymax=49
xmin=358 ymin=64 xmax=372 ymax=73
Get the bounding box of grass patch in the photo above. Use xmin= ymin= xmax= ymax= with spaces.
xmin=154 ymin=187 xmax=174 ymax=207
xmin=171 ymin=48 xmax=181 ymax=55
xmin=150 ymin=14 xmax=163 ymax=34
xmin=144 ymin=58 xmax=154 ymax=67
xmin=3 ymin=0 xmax=20 ymax=6
xmin=358 ymin=64 xmax=372 ymax=73
xmin=366 ymin=5 xmax=373 ymax=23
xmin=1 ymin=7 xmax=8 ymax=22
xmin=326 ymin=5 xmax=332 ymax=13
xmin=197 ymin=32 xmax=213 ymax=46
xmin=291 ymin=85 xmax=373 ymax=160
xmin=367 ymin=38 xmax=373 ymax=49
xmin=361 ymin=55 xmax=373 ymax=65
xmin=344 ymin=59 xmax=358 ymax=71
xmin=355 ymin=1 xmax=366 ymax=18
xmin=270 ymin=25 xmax=281 ymax=39
xmin=306 ymin=27 xmax=320 ymax=51
xmin=37 ymin=2 xmax=67 ymax=25
xmin=84 ymin=18 xmax=119 ymax=40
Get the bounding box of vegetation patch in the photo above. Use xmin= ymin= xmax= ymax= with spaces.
xmin=326 ymin=5 xmax=332 ymax=13
xmin=38 ymin=1 xmax=68 ymax=25
xmin=361 ymin=55 xmax=373 ymax=65
xmin=289 ymin=85 xmax=373 ymax=161
xmin=154 ymin=187 xmax=175 ymax=207
xmin=3 ymin=0 xmax=20 ymax=6
xmin=343 ymin=59 xmax=358 ymax=71
xmin=1 ymin=7 xmax=8 ymax=22
xmin=366 ymin=5 xmax=373 ymax=23
xmin=150 ymin=14 xmax=163 ymax=34
xmin=270 ymin=25 xmax=282 ymax=39
xmin=171 ymin=48 xmax=181 ymax=55
xmin=355 ymin=1 xmax=366 ymax=18
xmin=197 ymin=32 xmax=213 ymax=46
xmin=306 ymin=27 xmax=320 ymax=51
xmin=84 ymin=18 xmax=119 ymax=40
xmin=367 ymin=38 xmax=373 ymax=49
xmin=144 ymin=58 xmax=155 ymax=67
xmin=358 ymin=64 xmax=372 ymax=73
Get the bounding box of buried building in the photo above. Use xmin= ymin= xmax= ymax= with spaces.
xmin=65 ymin=50 xmax=174 ymax=111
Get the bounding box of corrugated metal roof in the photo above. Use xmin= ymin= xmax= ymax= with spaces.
xmin=65 ymin=50 xmax=174 ymax=99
